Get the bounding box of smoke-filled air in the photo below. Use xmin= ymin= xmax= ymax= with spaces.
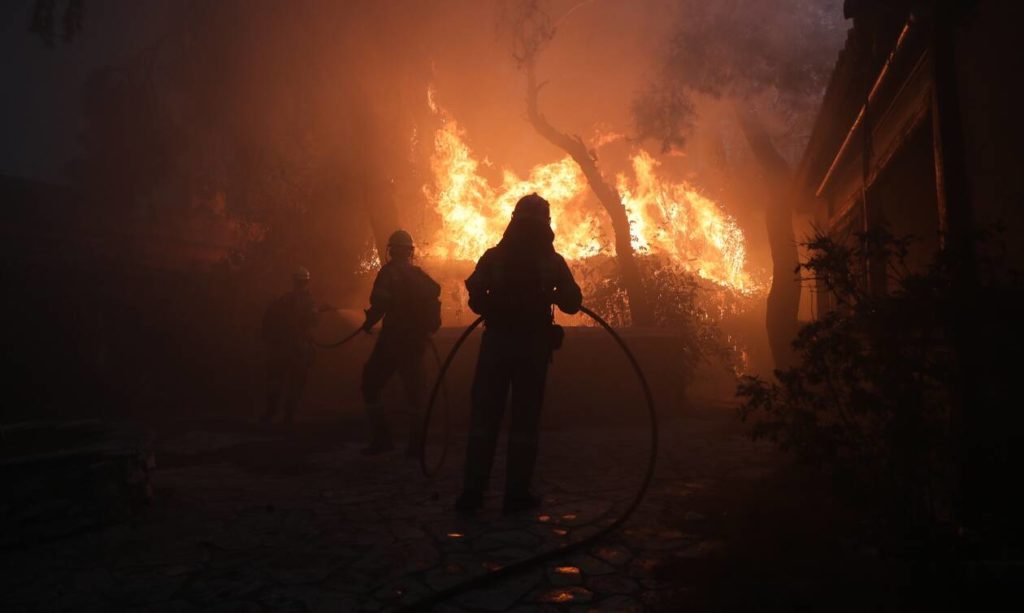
xmin=11 ymin=0 xmax=1022 ymax=610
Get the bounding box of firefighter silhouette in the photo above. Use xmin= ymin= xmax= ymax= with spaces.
xmin=457 ymin=193 xmax=582 ymax=514
xmin=360 ymin=230 xmax=442 ymax=456
xmin=261 ymin=267 xmax=319 ymax=424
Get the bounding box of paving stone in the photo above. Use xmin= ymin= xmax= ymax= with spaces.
xmin=672 ymin=539 xmax=726 ymax=559
xmin=356 ymin=597 xmax=384 ymax=612
xmin=106 ymin=568 xmax=189 ymax=605
xmin=585 ymin=574 xmax=639 ymax=595
xmin=388 ymin=522 xmax=427 ymax=540
xmin=566 ymin=553 xmax=616 ymax=575
xmin=640 ymin=577 xmax=666 ymax=590
xmin=372 ymin=577 xmax=431 ymax=606
xmin=180 ymin=567 xmax=270 ymax=602
xmin=433 ymin=604 xmax=480 ymax=613
xmin=454 ymin=570 xmax=542 ymax=611
xmin=263 ymin=551 xmax=337 ymax=585
xmin=535 ymin=585 xmax=595 ymax=604
xmin=424 ymin=561 xmax=474 ymax=591
xmin=197 ymin=601 xmax=264 ymax=613
xmin=627 ymin=555 xmax=663 ymax=578
xmin=624 ymin=527 xmax=695 ymax=551
xmin=547 ymin=563 xmax=584 ymax=586
xmin=509 ymin=606 xmax=562 ymax=613
xmin=472 ymin=529 xmax=542 ymax=551
xmin=639 ymin=589 xmax=672 ymax=607
xmin=591 ymin=544 xmax=632 ymax=566
xmin=570 ymin=594 xmax=643 ymax=613
xmin=124 ymin=600 xmax=200 ymax=613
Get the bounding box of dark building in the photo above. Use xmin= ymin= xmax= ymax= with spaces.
xmin=794 ymin=0 xmax=1024 ymax=315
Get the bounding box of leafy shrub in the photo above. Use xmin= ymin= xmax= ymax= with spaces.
xmin=739 ymin=226 xmax=1024 ymax=534
xmin=739 ymin=229 xmax=958 ymax=525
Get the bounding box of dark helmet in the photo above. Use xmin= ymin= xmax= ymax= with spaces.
xmin=512 ymin=193 xmax=551 ymax=222
xmin=293 ymin=266 xmax=311 ymax=282
xmin=387 ymin=230 xmax=415 ymax=249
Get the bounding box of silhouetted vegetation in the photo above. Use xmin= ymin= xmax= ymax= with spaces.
xmin=582 ymin=256 xmax=748 ymax=384
xmin=739 ymin=228 xmax=1024 ymax=546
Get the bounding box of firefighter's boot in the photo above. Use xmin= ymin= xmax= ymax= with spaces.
xmin=361 ymin=402 xmax=394 ymax=455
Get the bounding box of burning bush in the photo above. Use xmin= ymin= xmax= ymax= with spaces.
xmin=581 ymin=255 xmax=750 ymax=381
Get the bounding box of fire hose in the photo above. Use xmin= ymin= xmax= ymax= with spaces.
xmin=314 ymin=327 xmax=367 ymax=349
xmin=399 ymin=305 xmax=658 ymax=612
xmin=315 ymin=323 xmax=455 ymax=451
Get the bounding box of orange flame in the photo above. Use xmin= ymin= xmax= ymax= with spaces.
xmin=418 ymin=89 xmax=757 ymax=294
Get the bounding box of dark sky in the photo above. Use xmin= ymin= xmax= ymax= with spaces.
xmin=0 ymin=0 xmax=171 ymax=183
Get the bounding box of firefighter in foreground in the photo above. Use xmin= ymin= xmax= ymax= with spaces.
xmin=261 ymin=267 xmax=319 ymax=424
xmin=457 ymin=193 xmax=582 ymax=514
xmin=361 ymin=230 xmax=442 ymax=456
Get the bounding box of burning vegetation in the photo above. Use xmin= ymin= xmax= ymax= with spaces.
xmin=422 ymin=90 xmax=755 ymax=293
xmin=414 ymin=88 xmax=761 ymax=330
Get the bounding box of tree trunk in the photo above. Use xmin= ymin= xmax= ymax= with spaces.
xmin=524 ymin=61 xmax=654 ymax=326
xmin=737 ymin=112 xmax=801 ymax=370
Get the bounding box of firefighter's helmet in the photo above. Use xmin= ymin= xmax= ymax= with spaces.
xmin=387 ymin=230 xmax=415 ymax=249
xmin=293 ymin=266 xmax=311 ymax=282
xmin=512 ymin=193 xmax=550 ymax=222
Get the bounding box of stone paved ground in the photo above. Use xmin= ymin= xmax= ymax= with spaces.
xmin=0 ymin=406 xmax=778 ymax=612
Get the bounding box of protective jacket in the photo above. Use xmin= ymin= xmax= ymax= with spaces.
xmin=263 ymin=287 xmax=318 ymax=358
xmin=261 ymin=286 xmax=317 ymax=423
xmin=465 ymin=247 xmax=582 ymax=330
xmin=364 ymin=259 xmax=442 ymax=336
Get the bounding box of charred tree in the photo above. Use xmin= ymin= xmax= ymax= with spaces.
xmin=510 ymin=2 xmax=653 ymax=325
xmin=633 ymin=0 xmax=843 ymax=365
xmin=522 ymin=62 xmax=654 ymax=326
xmin=737 ymin=112 xmax=801 ymax=369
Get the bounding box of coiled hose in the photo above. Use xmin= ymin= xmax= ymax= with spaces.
xmin=400 ymin=305 xmax=658 ymax=611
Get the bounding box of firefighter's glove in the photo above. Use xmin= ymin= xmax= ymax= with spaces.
xmin=361 ymin=310 xmax=375 ymax=333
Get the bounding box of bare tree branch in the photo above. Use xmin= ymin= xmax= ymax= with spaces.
xmin=516 ymin=10 xmax=654 ymax=325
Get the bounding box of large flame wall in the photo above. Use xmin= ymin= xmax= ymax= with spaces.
xmin=419 ymin=98 xmax=756 ymax=294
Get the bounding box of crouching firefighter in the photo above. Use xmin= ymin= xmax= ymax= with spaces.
xmin=360 ymin=230 xmax=442 ymax=456
xmin=261 ymin=267 xmax=320 ymax=425
xmin=456 ymin=193 xmax=582 ymax=514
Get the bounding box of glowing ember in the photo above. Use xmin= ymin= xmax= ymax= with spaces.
xmin=538 ymin=587 xmax=593 ymax=603
xmin=445 ymin=532 xmax=464 ymax=539
xmin=420 ymin=89 xmax=757 ymax=294
xmin=554 ymin=566 xmax=581 ymax=575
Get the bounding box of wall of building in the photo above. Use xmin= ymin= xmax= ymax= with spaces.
xmin=954 ymin=0 xmax=1024 ymax=268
